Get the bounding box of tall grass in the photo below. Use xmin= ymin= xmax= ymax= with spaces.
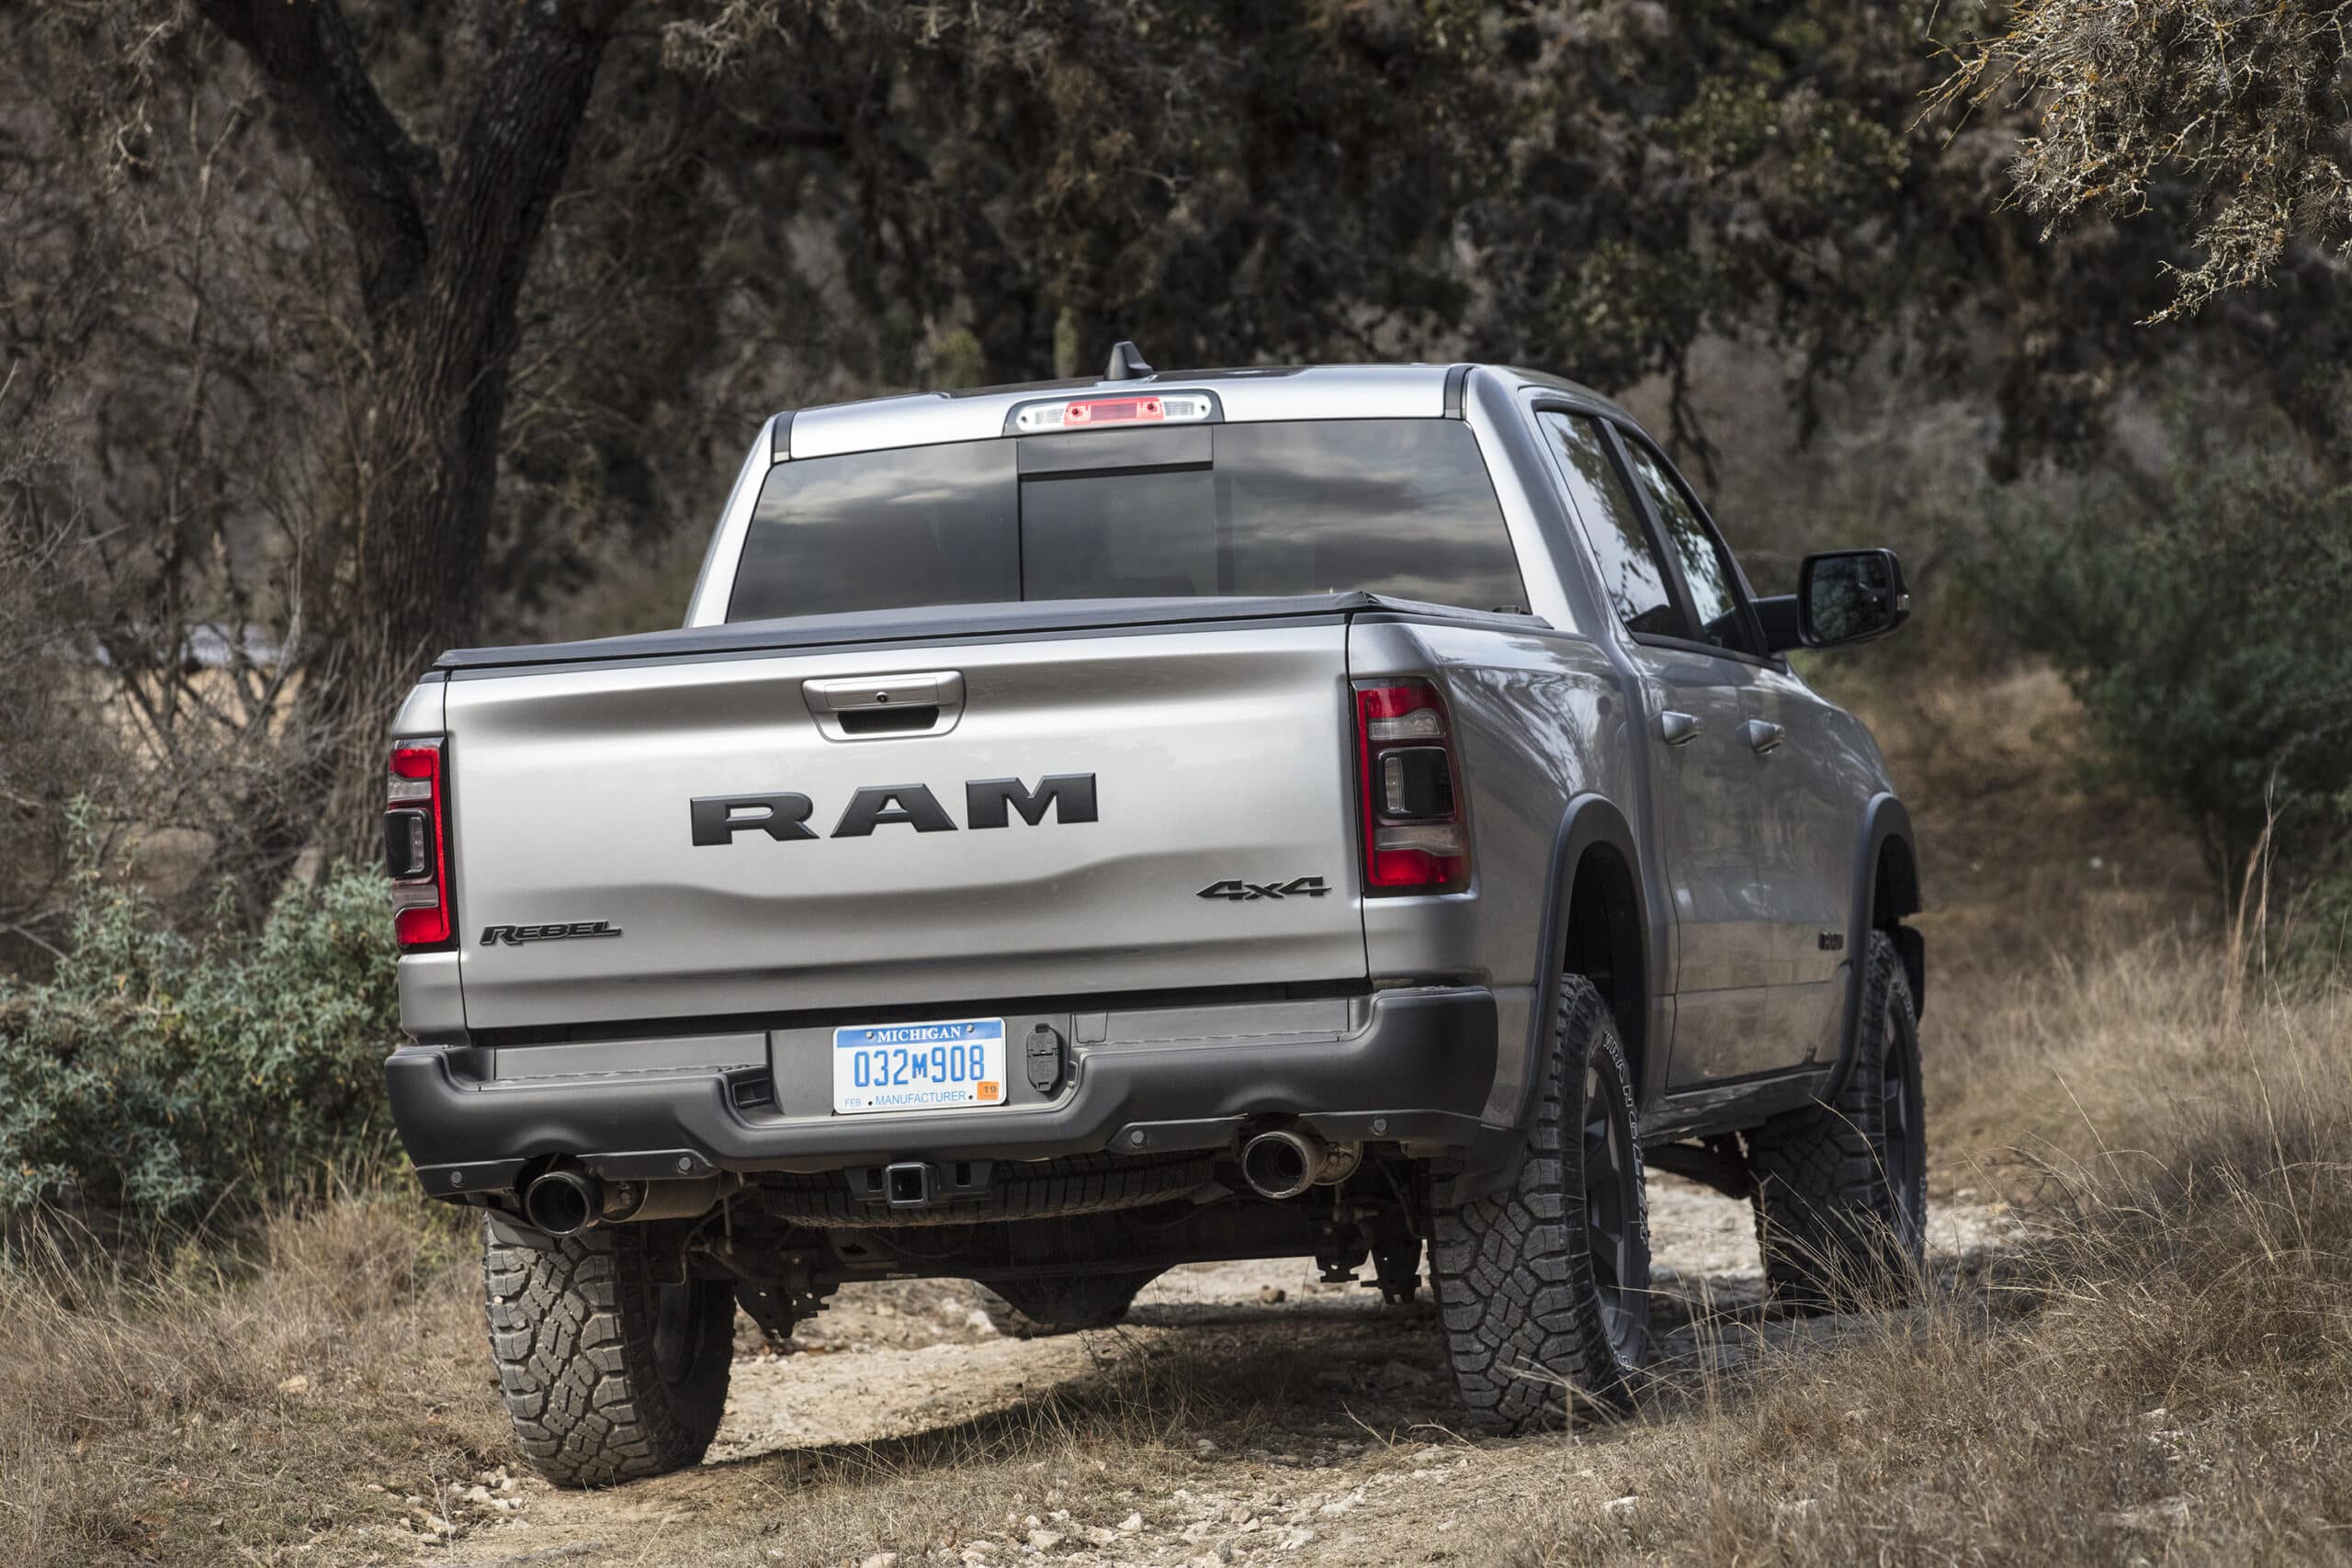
xmin=1505 ymin=940 xmax=2352 ymax=1563
xmin=0 ymin=1190 xmax=500 ymax=1566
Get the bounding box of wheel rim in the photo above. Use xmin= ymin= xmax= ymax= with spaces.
xmin=650 ymin=1280 xmax=703 ymax=1388
xmin=1580 ymin=1055 xmax=1644 ymax=1363
xmin=1880 ymin=1001 xmax=1927 ymax=1253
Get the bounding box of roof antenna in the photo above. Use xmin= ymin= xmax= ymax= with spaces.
xmin=1103 ymin=341 xmax=1154 ymax=381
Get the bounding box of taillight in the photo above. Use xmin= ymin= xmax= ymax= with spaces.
xmin=386 ymin=739 xmax=453 ymax=948
xmin=1354 ymin=681 xmax=1469 ymax=893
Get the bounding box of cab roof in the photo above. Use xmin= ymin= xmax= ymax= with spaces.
xmin=775 ymin=362 xmax=1627 ymax=461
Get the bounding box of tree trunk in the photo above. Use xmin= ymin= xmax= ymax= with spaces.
xmin=197 ymin=0 xmax=636 ymax=865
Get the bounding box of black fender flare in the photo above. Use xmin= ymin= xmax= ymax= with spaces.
xmin=1454 ymin=792 xmax=1658 ymax=1197
xmin=1822 ymin=793 xmax=1924 ymax=1101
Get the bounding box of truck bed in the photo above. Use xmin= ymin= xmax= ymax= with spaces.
xmin=423 ymin=593 xmax=1526 ymax=1032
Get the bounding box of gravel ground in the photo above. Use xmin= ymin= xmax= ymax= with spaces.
xmin=378 ymin=1177 xmax=2024 ymax=1568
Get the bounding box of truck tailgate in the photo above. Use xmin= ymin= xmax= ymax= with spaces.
xmin=441 ymin=622 xmax=1364 ymax=1030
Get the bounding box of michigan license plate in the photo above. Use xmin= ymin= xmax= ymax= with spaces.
xmin=831 ymin=1018 xmax=1007 ymax=1115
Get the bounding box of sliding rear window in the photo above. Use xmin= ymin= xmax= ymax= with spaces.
xmin=724 ymin=419 xmax=1525 ymax=622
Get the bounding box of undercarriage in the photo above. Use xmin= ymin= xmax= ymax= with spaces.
xmin=521 ymin=1150 xmax=1434 ymax=1347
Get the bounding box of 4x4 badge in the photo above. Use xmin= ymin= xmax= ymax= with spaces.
xmin=1197 ymin=876 xmax=1331 ymax=902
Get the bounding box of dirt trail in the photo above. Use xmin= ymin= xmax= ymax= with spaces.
xmin=383 ymin=1179 xmax=2018 ymax=1568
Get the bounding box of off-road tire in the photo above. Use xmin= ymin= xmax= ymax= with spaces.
xmin=980 ymin=1269 xmax=1159 ymax=1337
xmin=758 ymin=1150 xmax=1213 ymax=1227
xmin=1430 ymin=975 xmax=1650 ymax=1429
xmin=1746 ymin=929 xmax=1928 ymax=1312
xmin=484 ymin=1224 xmax=735 ymax=1487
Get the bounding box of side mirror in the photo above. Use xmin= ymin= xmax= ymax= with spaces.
xmin=1800 ymin=548 xmax=1908 ymax=647
xmin=1758 ymin=548 xmax=1911 ymax=652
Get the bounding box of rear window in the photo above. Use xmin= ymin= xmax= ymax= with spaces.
xmin=725 ymin=419 xmax=1525 ymax=622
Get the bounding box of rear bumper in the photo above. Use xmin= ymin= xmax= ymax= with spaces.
xmin=387 ymin=986 xmax=1498 ymax=1199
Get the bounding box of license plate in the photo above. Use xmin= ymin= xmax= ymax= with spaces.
xmin=831 ymin=1018 xmax=1007 ymax=1115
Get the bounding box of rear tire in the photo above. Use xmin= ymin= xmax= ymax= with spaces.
xmin=484 ymin=1224 xmax=735 ymax=1486
xmin=980 ymin=1269 xmax=1159 ymax=1337
xmin=1746 ymin=929 xmax=1928 ymax=1311
xmin=1429 ymin=975 xmax=1649 ymax=1429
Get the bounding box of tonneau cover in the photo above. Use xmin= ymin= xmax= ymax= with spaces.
xmin=431 ymin=592 xmax=1505 ymax=673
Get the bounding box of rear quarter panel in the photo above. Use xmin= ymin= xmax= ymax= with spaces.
xmin=1350 ymin=618 xmax=1640 ymax=1125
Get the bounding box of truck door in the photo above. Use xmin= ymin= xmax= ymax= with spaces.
xmin=1532 ymin=411 xmax=1781 ymax=1086
xmin=1609 ymin=431 xmax=1827 ymax=1079
xmin=1746 ymin=661 xmax=1871 ymax=1064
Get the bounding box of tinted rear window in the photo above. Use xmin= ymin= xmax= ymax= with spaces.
xmin=725 ymin=419 xmax=1524 ymax=622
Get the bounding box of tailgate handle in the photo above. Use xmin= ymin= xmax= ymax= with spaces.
xmin=804 ymin=671 xmax=965 ymax=740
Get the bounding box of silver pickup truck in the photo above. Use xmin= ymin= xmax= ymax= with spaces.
xmin=383 ymin=351 xmax=1927 ymax=1484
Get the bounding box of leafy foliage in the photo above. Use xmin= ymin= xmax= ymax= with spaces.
xmin=1973 ymin=419 xmax=2352 ymax=897
xmin=1460 ymin=2 xmax=1942 ymax=460
xmin=8 ymin=0 xmax=2352 ymax=952
xmin=1943 ymin=0 xmax=2352 ymax=318
xmin=7 ymin=0 xmax=2025 ymax=908
xmin=0 ymin=808 xmax=401 ymax=1218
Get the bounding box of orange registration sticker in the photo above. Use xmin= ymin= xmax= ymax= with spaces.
xmin=976 ymin=1081 xmax=1001 ymax=1102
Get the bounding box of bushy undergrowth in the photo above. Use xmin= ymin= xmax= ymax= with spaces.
xmin=1973 ymin=421 xmax=2352 ymax=964
xmin=0 ymin=815 xmax=401 ymax=1219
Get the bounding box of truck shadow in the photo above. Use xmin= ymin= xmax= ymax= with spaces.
xmin=689 ymin=1236 xmax=2013 ymax=1487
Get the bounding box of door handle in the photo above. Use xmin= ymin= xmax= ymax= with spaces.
xmin=1658 ymin=710 xmax=1702 ymax=746
xmin=1740 ymin=719 xmax=1785 ymax=755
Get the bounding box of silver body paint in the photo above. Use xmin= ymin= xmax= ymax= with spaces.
xmin=395 ymin=363 xmax=1905 ymax=1142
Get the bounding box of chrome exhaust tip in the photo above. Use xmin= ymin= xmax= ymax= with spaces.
xmin=1241 ymin=1129 xmax=1324 ymax=1201
xmin=522 ymin=1169 xmax=603 ymax=1236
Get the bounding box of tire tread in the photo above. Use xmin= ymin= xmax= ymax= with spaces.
xmin=483 ymin=1224 xmax=732 ymax=1487
xmin=1745 ymin=930 xmax=1926 ymax=1311
xmin=1428 ymin=976 xmax=1647 ymax=1431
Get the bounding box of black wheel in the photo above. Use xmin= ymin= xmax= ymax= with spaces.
xmin=484 ymin=1223 xmax=736 ymax=1486
xmin=1747 ymin=929 xmax=1928 ymax=1312
xmin=1429 ymin=975 xmax=1649 ymax=1429
xmin=980 ymin=1269 xmax=1159 ymax=1337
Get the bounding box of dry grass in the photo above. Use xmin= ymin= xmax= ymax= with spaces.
xmin=11 ymin=940 xmax=2346 ymax=1567
xmin=1498 ymin=942 xmax=2352 ymax=1564
xmin=1826 ymin=661 xmax=2210 ymax=972
xmin=0 ymin=1188 xmax=505 ymax=1566
xmin=1928 ymin=930 xmax=2317 ymax=1174
xmin=10 ymin=666 xmax=2350 ymax=1564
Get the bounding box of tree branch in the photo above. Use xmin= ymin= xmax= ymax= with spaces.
xmin=193 ymin=0 xmax=433 ymax=324
xmin=401 ymin=0 xmax=639 ymax=407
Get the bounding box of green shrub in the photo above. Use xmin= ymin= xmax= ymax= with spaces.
xmin=0 ymin=807 xmax=401 ymax=1218
xmin=1972 ymin=419 xmax=2352 ymax=919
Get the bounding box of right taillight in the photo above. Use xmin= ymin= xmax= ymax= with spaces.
xmin=1354 ymin=680 xmax=1469 ymax=893
xmin=386 ymin=739 xmax=453 ymax=949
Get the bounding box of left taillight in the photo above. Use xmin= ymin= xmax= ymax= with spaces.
xmin=1354 ymin=680 xmax=1470 ymax=894
xmin=386 ymin=739 xmax=453 ymax=949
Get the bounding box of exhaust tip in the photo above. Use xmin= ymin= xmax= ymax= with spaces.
xmin=522 ymin=1169 xmax=601 ymax=1236
xmin=1241 ymin=1131 xmax=1318 ymax=1201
